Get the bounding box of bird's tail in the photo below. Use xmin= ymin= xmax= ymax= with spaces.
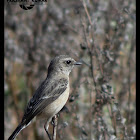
xmin=8 ymin=123 xmax=25 ymax=140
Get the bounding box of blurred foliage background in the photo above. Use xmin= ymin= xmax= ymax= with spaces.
xmin=4 ymin=0 xmax=136 ymax=140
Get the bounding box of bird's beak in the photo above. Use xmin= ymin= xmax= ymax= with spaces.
xmin=74 ymin=61 xmax=82 ymax=65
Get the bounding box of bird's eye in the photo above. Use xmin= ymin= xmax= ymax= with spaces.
xmin=66 ymin=60 xmax=71 ymax=64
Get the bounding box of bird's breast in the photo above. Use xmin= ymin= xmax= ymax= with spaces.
xmin=38 ymin=85 xmax=70 ymax=119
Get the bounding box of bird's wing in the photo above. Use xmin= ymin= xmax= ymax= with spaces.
xmin=21 ymin=78 xmax=68 ymax=125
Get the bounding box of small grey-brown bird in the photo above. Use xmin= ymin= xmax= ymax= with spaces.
xmin=8 ymin=55 xmax=82 ymax=140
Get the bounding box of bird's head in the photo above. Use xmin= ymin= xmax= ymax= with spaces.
xmin=48 ymin=55 xmax=82 ymax=76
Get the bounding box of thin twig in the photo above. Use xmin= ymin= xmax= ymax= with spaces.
xmin=82 ymin=0 xmax=92 ymax=25
xmin=127 ymin=32 xmax=135 ymax=124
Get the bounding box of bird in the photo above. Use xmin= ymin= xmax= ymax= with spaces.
xmin=8 ymin=55 xmax=82 ymax=140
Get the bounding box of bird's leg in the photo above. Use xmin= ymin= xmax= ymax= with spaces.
xmin=51 ymin=115 xmax=58 ymax=127
xmin=52 ymin=115 xmax=58 ymax=140
xmin=44 ymin=122 xmax=52 ymax=140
